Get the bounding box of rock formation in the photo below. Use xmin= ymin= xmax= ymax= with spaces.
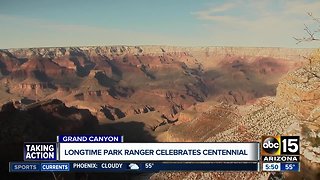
xmin=154 ymin=49 xmax=320 ymax=180
xmin=0 ymin=46 xmax=318 ymax=179
xmin=0 ymin=46 xmax=312 ymax=121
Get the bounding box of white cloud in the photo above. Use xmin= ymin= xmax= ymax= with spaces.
xmin=192 ymin=2 xmax=238 ymax=21
xmin=192 ymin=0 xmax=320 ymax=47
xmin=283 ymin=0 xmax=320 ymax=16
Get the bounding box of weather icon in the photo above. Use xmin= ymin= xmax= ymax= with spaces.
xmin=128 ymin=163 xmax=139 ymax=170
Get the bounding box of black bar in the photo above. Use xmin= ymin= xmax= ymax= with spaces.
xmin=9 ymin=162 xmax=259 ymax=172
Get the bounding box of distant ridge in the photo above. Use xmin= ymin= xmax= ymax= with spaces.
xmin=3 ymin=45 xmax=316 ymax=61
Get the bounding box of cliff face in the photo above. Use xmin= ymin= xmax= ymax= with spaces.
xmin=0 ymin=46 xmax=314 ymax=121
xmin=0 ymin=45 xmax=319 ymax=179
xmin=0 ymin=99 xmax=99 ymax=143
xmin=155 ymin=49 xmax=320 ymax=180
xmin=7 ymin=46 xmax=314 ymax=59
xmin=276 ymin=49 xmax=320 ymax=120
xmin=275 ymin=50 xmax=320 ymax=178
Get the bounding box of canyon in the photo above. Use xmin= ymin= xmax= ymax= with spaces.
xmin=0 ymin=46 xmax=319 ymax=179
xmin=0 ymin=46 xmax=312 ymax=120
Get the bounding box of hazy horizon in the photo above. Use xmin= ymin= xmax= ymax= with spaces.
xmin=1 ymin=44 xmax=319 ymax=50
xmin=1 ymin=0 xmax=320 ymax=49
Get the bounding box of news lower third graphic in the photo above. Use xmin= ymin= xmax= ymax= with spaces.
xmin=261 ymin=136 xmax=300 ymax=172
xmin=24 ymin=143 xmax=57 ymax=161
xmin=261 ymin=136 xmax=300 ymax=156
xmin=57 ymin=135 xmax=124 ymax=143
xmin=9 ymin=135 xmax=300 ymax=173
xmin=9 ymin=162 xmax=259 ymax=172
xmin=58 ymin=142 xmax=259 ymax=161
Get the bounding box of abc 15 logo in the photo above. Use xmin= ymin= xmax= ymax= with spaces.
xmin=261 ymin=136 xmax=300 ymax=156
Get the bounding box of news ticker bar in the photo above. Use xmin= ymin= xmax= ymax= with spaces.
xmin=9 ymin=162 xmax=259 ymax=172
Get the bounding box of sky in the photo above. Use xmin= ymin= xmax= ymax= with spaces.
xmin=0 ymin=0 xmax=319 ymax=49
